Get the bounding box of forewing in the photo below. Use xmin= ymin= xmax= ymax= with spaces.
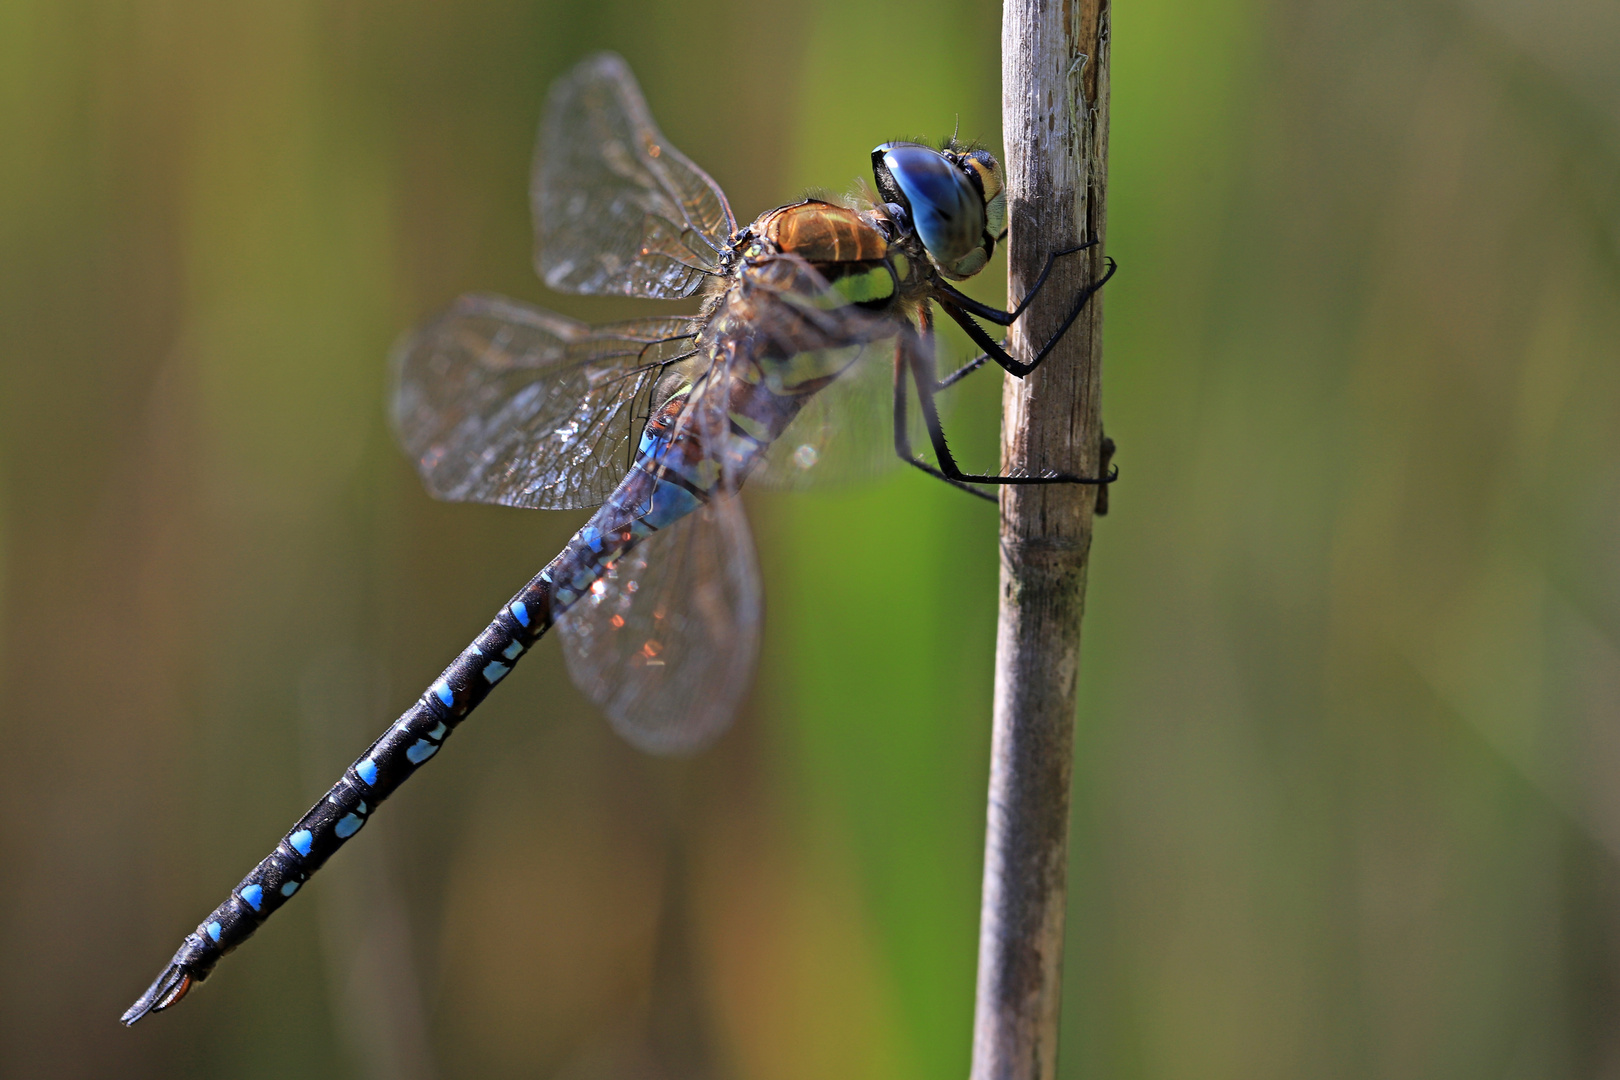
xmin=391 ymin=293 xmax=698 ymax=510
xmin=536 ymin=52 xmax=736 ymax=299
xmin=557 ymin=496 xmax=760 ymax=754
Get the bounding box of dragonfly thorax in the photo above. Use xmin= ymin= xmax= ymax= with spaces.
xmin=757 ymin=200 xmax=887 ymax=263
xmin=734 ymin=199 xmax=920 ymax=312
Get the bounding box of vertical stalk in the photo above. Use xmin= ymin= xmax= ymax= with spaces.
xmin=971 ymin=1 xmax=1111 ymax=1078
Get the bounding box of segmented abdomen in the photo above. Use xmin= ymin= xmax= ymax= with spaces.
xmin=125 ymin=337 xmax=819 ymax=1022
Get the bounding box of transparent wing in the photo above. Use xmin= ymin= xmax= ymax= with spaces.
xmin=391 ymin=293 xmax=699 ymax=510
xmin=705 ymin=254 xmax=905 ymax=490
xmin=747 ymin=337 xmax=905 ymax=490
xmin=535 ymin=52 xmax=736 ymax=299
xmin=558 ymin=496 xmax=760 ymax=755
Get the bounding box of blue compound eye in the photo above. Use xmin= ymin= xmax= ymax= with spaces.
xmin=874 ymin=143 xmax=985 ymax=273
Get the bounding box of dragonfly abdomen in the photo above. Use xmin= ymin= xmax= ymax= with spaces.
xmin=124 ymin=427 xmax=726 ymax=1022
xmin=122 ymin=573 xmax=558 ymax=1023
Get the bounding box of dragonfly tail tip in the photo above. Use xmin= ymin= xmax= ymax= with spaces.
xmin=121 ymin=964 xmax=194 ymax=1026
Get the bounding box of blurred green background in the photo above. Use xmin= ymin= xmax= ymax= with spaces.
xmin=4 ymin=0 xmax=1619 ymax=1076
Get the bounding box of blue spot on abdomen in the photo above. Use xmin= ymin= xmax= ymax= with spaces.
xmin=240 ymin=884 xmax=263 ymax=912
xmin=281 ymin=880 xmax=300 ymax=898
xmin=511 ymin=600 xmax=530 ymax=627
xmin=406 ymin=739 xmax=439 ymax=764
xmin=290 ymin=830 xmax=313 ymax=856
xmin=334 ymin=813 xmax=365 ymax=839
xmin=357 ymin=758 xmax=378 ymax=786
xmin=206 ymin=921 xmax=222 ymax=943
xmin=433 ymin=680 xmax=454 ymax=708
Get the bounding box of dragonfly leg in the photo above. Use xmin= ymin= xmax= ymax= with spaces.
xmin=891 ymin=332 xmax=997 ymax=502
xmin=899 ymin=327 xmax=1119 ymax=491
xmin=935 ymin=348 xmax=995 ymax=390
xmin=901 ymin=452 xmax=999 ymax=502
xmin=936 ymin=255 xmax=1116 ymax=379
xmin=937 ymin=239 xmax=1100 ymax=327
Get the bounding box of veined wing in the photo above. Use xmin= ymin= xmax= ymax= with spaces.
xmin=536 ymin=52 xmax=735 ymax=299
xmin=391 ymin=293 xmax=699 ymax=510
xmin=557 ymin=495 xmax=760 ymax=754
xmin=703 ymin=253 xmax=905 ymax=490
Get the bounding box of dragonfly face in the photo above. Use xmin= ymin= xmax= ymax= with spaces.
xmin=872 ymin=142 xmax=1007 ymax=281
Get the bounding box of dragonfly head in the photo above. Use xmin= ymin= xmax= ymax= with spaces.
xmin=872 ymin=141 xmax=1006 ymax=281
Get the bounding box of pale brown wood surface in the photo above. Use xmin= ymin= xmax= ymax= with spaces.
xmin=970 ymin=0 xmax=1111 ymax=1077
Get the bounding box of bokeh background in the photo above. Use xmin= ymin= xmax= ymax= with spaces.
xmin=4 ymin=0 xmax=1619 ymax=1076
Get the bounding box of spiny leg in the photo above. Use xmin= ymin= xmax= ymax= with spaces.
xmin=936 ymin=239 xmax=1099 ymax=327
xmin=922 ymin=351 xmax=1122 ymax=505
xmin=937 ymin=256 xmax=1116 ymax=379
xmin=931 ymin=244 xmax=1111 ymax=389
xmin=936 ymin=347 xmax=995 ymax=390
xmin=903 ymin=323 xmax=1118 ymax=489
xmin=891 ymin=330 xmax=996 ymax=502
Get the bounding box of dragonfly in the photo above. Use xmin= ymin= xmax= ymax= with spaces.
xmin=122 ymin=52 xmax=1114 ymax=1025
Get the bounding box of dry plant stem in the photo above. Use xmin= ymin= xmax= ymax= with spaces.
xmin=971 ymin=0 xmax=1110 ymax=1078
